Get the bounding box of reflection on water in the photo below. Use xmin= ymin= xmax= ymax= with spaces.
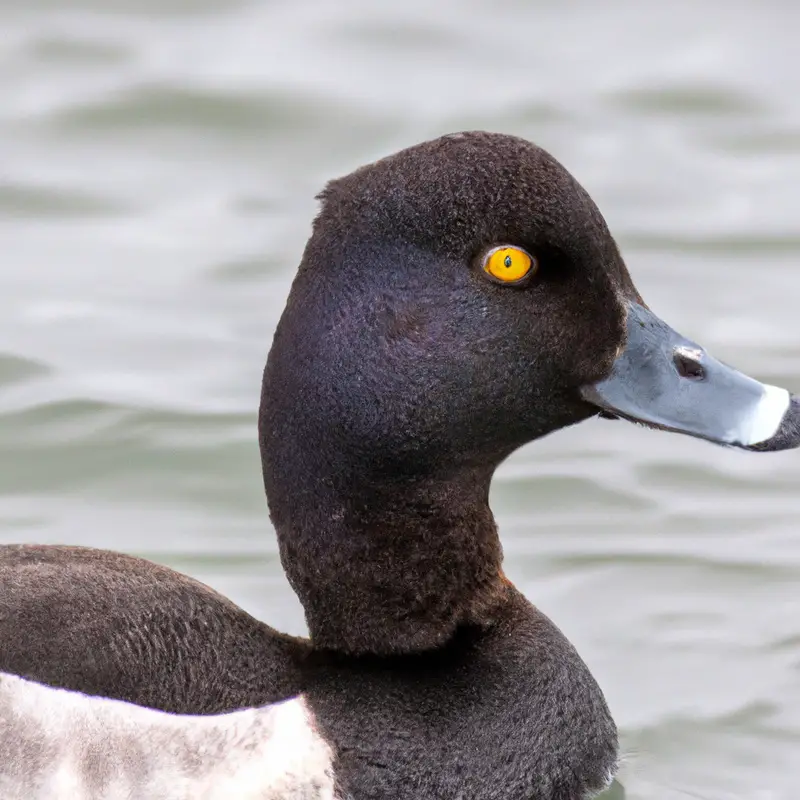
xmin=1 ymin=1 xmax=800 ymax=797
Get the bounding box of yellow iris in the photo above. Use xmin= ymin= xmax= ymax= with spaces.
xmin=483 ymin=246 xmax=534 ymax=283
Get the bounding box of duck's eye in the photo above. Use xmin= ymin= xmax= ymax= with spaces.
xmin=482 ymin=246 xmax=536 ymax=284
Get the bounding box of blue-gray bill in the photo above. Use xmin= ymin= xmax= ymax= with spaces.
xmin=581 ymin=302 xmax=800 ymax=452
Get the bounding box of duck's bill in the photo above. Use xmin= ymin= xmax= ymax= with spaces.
xmin=581 ymin=302 xmax=800 ymax=452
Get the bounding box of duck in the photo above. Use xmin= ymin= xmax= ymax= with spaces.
xmin=1 ymin=131 xmax=798 ymax=800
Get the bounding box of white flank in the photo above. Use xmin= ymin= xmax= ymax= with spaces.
xmin=741 ymin=383 xmax=790 ymax=446
xmin=0 ymin=673 xmax=337 ymax=800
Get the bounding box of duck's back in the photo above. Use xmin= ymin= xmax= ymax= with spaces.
xmin=0 ymin=544 xmax=309 ymax=713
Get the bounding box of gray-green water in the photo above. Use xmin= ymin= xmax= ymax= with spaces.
xmin=2 ymin=2 xmax=800 ymax=797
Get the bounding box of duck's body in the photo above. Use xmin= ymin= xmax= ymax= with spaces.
xmin=0 ymin=132 xmax=797 ymax=799
xmin=0 ymin=580 xmax=615 ymax=799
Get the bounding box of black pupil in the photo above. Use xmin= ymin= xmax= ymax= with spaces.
xmin=504 ymin=255 xmax=512 ymax=268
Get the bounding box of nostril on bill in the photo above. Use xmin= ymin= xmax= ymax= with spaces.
xmin=673 ymin=347 xmax=706 ymax=381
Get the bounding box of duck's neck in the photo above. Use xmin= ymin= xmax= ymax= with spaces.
xmin=268 ymin=461 xmax=507 ymax=655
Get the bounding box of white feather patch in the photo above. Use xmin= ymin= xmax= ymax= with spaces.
xmin=0 ymin=673 xmax=337 ymax=800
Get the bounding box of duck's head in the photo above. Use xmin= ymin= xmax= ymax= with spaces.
xmin=260 ymin=132 xmax=800 ymax=655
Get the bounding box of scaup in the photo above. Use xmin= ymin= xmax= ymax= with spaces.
xmin=1 ymin=132 xmax=798 ymax=799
